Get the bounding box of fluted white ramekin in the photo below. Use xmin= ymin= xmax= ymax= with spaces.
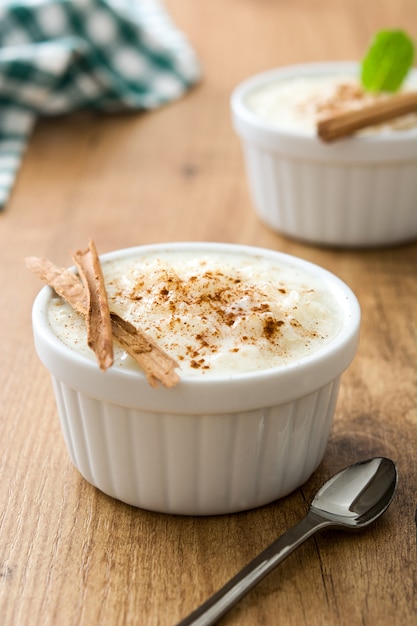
xmin=231 ymin=62 xmax=417 ymax=247
xmin=31 ymin=242 xmax=360 ymax=515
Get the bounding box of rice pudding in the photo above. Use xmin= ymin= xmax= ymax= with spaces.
xmin=47 ymin=248 xmax=345 ymax=377
xmin=245 ymin=74 xmax=417 ymax=135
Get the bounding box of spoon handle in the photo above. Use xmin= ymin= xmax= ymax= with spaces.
xmin=176 ymin=511 xmax=332 ymax=626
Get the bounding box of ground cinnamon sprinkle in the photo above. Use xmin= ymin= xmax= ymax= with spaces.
xmin=129 ymin=269 xmax=281 ymax=368
xmin=297 ymin=80 xmax=378 ymax=120
xmin=103 ymin=255 xmax=332 ymax=374
xmin=317 ymin=83 xmax=365 ymax=117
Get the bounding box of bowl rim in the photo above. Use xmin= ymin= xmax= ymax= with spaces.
xmin=32 ymin=242 xmax=361 ymax=414
xmin=230 ymin=61 xmax=417 ymax=161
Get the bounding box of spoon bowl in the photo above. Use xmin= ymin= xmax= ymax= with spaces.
xmin=177 ymin=457 xmax=397 ymax=626
xmin=310 ymin=456 xmax=397 ymax=528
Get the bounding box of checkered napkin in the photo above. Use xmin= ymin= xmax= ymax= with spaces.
xmin=0 ymin=0 xmax=200 ymax=210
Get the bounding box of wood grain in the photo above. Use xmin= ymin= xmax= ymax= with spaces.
xmin=0 ymin=0 xmax=416 ymax=624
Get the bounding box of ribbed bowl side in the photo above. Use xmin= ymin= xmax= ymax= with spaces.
xmin=51 ymin=375 xmax=340 ymax=516
xmin=243 ymin=144 xmax=417 ymax=247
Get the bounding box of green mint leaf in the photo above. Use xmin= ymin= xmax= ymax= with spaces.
xmin=360 ymin=29 xmax=415 ymax=92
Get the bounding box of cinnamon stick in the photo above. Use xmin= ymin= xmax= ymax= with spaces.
xmin=72 ymin=240 xmax=114 ymax=371
xmin=317 ymin=91 xmax=417 ymax=142
xmin=25 ymin=256 xmax=87 ymax=316
xmin=26 ymin=249 xmax=180 ymax=388
xmin=110 ymin=313 xmax=179 ymax=389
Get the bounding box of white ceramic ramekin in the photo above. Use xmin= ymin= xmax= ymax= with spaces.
xmin=31 ymin=242 xmax=360 ymax=515
xmin=231 ymin=62 xmax=417 ymax=247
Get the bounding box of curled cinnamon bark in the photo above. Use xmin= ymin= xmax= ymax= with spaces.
xmin=72 ymin=240 xmax=114 ymax=371
xmin=110 ymin=313 xmax=179 ymax=388
xmin=25 ymin=256 xmax=87 ymax=316
xmin=25 ymin=243 xmax=180 ymax=387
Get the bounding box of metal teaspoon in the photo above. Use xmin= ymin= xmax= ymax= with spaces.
xmin=177 ymin=457 xmax=397 ymax=626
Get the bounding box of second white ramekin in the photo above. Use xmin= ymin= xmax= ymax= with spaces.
xmin=231 ymin=62 xmax=417 ymax=247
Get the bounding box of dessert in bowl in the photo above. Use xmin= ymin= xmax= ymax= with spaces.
xmin=231 ymin=62 xmax=417 ymax=247
xmin=31 ymin=242 xmax=360 ymax=515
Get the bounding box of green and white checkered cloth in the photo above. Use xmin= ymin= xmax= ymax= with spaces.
xmin=0 ymin=0 xmax=201 ymax=209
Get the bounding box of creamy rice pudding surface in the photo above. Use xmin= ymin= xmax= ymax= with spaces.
xmin=48 ymin=250 xmax=344 ymax=377
xmin=245 ymin=74 xmax=417 ymax=135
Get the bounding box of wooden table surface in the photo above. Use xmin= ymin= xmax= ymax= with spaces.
xmin=1 ymin=1 xmax=416 ymax=624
